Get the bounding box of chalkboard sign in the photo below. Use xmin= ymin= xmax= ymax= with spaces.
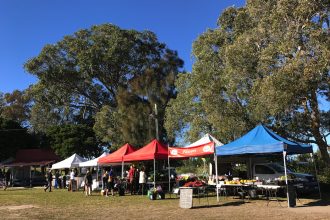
xmin=179 ymin=187 xmax=193 ymax=209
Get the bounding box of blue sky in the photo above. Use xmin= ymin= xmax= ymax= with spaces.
xmin=0 ymin=0 xmax=245 ymax=93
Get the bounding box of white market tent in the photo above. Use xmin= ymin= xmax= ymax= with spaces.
xmin=79 ymin=152 xmax=109 ymax=167
xmin=51 ymin=153 xmax=87 ymax=169
xmin=186 ymin=133 xmax=223 ymax=148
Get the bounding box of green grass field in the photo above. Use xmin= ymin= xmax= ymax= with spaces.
xmin=0 ymin=187 xmax=329 ymax=220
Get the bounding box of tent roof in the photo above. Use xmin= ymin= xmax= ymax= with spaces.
xmin=123 ymin=139 xmax=168 ymax=161
xmin=169 ymin=142 xmax=215 ymax=158
xmin=5 ymin=149 xmax=60 ymax=167
xmin=51 ymin=153 xmax=86 ymax=169
xmin=186 ymin=133 xmax=223 ymax=148
xmin=216 ymin=124 xmax=313 ymax=156
xmin=0 ymin=157 xmax=14 ymax=166
xmin=79 ymin=152 xmax=109 ymax=167
xmin=98 ymin=143 xmax=136 ymax=164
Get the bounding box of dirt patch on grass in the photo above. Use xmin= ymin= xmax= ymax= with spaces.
xmin=0 ymin=205 xmax=39 ymax=210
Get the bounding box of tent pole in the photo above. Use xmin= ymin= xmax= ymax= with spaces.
xmin=121 ymin=161 xmax=124 ymax=179
xmin=215 ymin=151 xmax=219 ymax=203
xmin=310 ymin=153 xmax=321 ymax=200
xmin=283 ymin=150 xmax=290 ymax=208
xmin=29 ymin=166 xmax=32 ymax=188
xmin=97 ymin=165 xmax=99 ymax=183
xmin=249 ymin=157 xmax=252 ymax=179
xmin=153 ymin=158 xmax=156 ymax=189
xmin=168 ymin=144 xmax=171 ymax=198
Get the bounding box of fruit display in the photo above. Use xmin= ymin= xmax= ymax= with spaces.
xmin=224 ymin=179 xmax=256 ymax=184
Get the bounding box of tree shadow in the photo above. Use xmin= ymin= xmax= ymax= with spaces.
xmin=299 ymin=192 xmax=330 ymax=207
xmin=191 ymin=204 xmax=222 ymax=209
xmin=220 ymin=200 xmax=248 ymax=206
xmin=299 ymin=199 xmax=330 ymax=207
xmin=191 ymin=200 xmax=247 ymax=209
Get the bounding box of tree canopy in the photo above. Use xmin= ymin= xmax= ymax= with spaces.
xmin=24 ymin=23 xmax=183 ymax=149
xmin=45 ymin=124 xmax=101 ymax=159
xmin=165 ymin=0 xmax=330 ymax=165
xmin=0 ymin=117 xmax=37 ymax=161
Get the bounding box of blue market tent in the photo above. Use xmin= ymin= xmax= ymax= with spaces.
xmin=214 ymin=125 xmax=316 ymax=206
xmin=215 ymin=124 xmax=312 ymax=156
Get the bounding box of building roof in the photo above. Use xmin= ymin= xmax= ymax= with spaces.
xmin=6 ymin=148 xmax=60 ymax=167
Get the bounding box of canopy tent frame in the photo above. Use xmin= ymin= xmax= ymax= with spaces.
xmin=98 ymin=143 xmax=136 ymax=178
xmin=122 ymin=139 xmax=169 ymax=189
xmin=168 ymin=141 xmax=218 ymax=196
xmin=215 ymin=125 xmax=314 ymax=207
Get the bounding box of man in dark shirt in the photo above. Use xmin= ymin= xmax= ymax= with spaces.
xmin=84 ymin=170 xmax=93 ymax=196
xmin=44 ymin=171 xmax=53 ymax=192
xmin=4 ymin=169 xmax=11 ymax=190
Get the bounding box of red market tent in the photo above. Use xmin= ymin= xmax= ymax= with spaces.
xmin=123 ymin=139 xmax=168 ymax=162
xmin=98 ymin=143 xmax=136 ymax=178
xmin=123 ymin=139 xmax=168 ymax=188
xmin=98 ymin=143 xmax=135 ymax=164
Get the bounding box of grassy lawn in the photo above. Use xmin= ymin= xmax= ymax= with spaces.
xmin=0 ymin=187 xmax=329 ymax=220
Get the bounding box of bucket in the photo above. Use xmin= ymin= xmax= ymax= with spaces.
xmin=248 ymin=189 xmax=257 ymax=199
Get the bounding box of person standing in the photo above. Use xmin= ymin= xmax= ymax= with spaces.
xmin=4 ymin=169 xmax=11 ymax=190
xmin=138 ymin=167 xmax=147 ymax=195
xmin=84 ymin=170 xmax=93 ymax=196
xmin=44 ymin=170 xmax=53 ymax=192
xmin=62 ymin=172 xmax=67 ymax=189
xmin=102 ymin=170 xmax=109 ymax=191
xmin=128 ymin=165 xmax=136 ymax=194
xmin=54 ymin=170 xmax=60 ymax=189
xmin=69 ymin=169 xmax=75 ymax=191
xmin=107 ymin=168 xmax=114 ymax=196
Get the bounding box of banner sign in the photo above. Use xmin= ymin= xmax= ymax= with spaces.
xmin=168 ymin=142 xmax=214 ymax=158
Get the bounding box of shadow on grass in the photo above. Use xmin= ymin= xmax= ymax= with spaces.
xmin=221 ymin=200 xmax=248 ymax=206
xmin=297 ymin=192 xmax=330 ymax=207
xmin=191 ymin=200 xmax=247 ymax=209
xmin=300 ymin=199 xmax=330 ymax=207
xmin=192 ymin=204 xmax=222 ymax=209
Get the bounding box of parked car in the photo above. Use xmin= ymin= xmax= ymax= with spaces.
xmin=31 ymin=170 xmax=47 ymax=186
xmin=252 ymin=163 xmax=318 ymax=193
xmin=12 ymin=170 xmax=47 ymax=187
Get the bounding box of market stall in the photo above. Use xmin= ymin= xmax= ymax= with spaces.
xmin=51 ymin=153 xmax=86 ymax=169
xmin=169 ymin=141 xmax=220 ymax=207
xmin=79 ymin=152 xmax=109 ymax=190
xmin=98 ymin=143 xmax=136 ymax=178
xmin=79 ymin=152 xmax=108 ymax=167
xmin=215 ymin=124 xmax=314 ymax=207
xmin=123 ymin=139 xmax=168 ymax=189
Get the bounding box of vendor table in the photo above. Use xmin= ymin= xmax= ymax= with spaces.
xmin=256 ymin=185 xmax=284 ymax=206
xmin=217 ymin=184 xmax=252 ymax=200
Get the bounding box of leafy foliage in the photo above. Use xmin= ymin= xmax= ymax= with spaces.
xmin=25 ymin=23 xmax=183 ymax=148
xmin=165 ymin=0 xmax=330 ymax=164
xmin=46 ymin=124 xmax=101 ymax=158
xmin=0 ymin=117 xmax=37 ymax=160
xmin=0 ymin=90 xmax=31 ymax=126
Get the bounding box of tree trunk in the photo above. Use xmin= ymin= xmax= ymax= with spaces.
xmin=309 ymin=91 xmax=330 ymax=167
